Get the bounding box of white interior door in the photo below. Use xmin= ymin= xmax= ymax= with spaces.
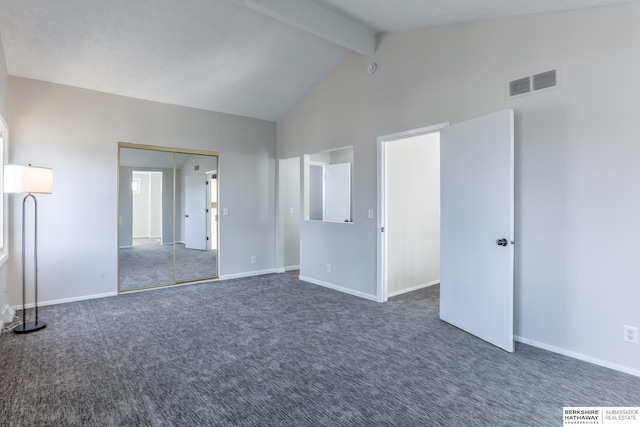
xmin=185 ymin=174 xmax=207 ymax=250
xmin=324 ymin=163 xmax=351 ymax=222
xmin=440 ymin=109 xmax=514 ymax=352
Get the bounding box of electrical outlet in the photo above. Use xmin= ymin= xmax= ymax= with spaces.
xmin=624 ymin=325 xmax=638 ymax=344
xmin=325 ymin=264 xmax=331 ymax=273
xmin=251 ymin=256 xmax=257 ymax=264
xmin=1 ymin=304 xmax=15 ymax=323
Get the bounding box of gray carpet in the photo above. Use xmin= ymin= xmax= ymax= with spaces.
xmin=1 ymin=275 xmax=639 ymax=426
xmin=119 ymin=242 xmax=217 ymax=290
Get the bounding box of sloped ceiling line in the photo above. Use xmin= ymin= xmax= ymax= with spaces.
xmin=230 ymin=0 xmax=376 ymax=55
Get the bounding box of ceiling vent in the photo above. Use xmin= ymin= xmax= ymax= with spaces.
xmin=508 ymin=69 xmax=558 ymax=98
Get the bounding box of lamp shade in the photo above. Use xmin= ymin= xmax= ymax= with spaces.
xmin=3 ymin=165 xmax=53 ymax=194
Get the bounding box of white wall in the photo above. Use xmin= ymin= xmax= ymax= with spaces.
xmin=7 ymin=76 xmax=276 ymax=305
xmin=277 ymin=4 xmax=640 ymax=374
xmin=308 ymin=164 xmax=324 ymax=221
xmin=0 ymin=38 xmax=8 ymax=309
xmin=387 ymin=133 xmax=439 ymax=296
xmin=0 ymin=38 xmax=6 ymax=119
xmin=131 ymin=172 xmax=162 ymax=239
xmin=119 ymin=166 xmax=176 ymax=248
xmin=149 ymin=172 xmax=162 ymax=238
xmin=132 ymin=172 xmax=150 ymax=237
xmin=278 ymin=157 xmax=300 ymax=270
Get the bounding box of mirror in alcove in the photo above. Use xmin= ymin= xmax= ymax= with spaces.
xmin=118 ymin=146 xmax=219 ymax=292
xmin=303 ymin=146 xmax=353 ymax=223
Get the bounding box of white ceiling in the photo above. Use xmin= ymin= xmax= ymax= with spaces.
xmin=0 ymin=0 xmax=637 ymax=121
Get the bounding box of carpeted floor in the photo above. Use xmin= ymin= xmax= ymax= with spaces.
xmin=119 ymin=242 xmax=217 ymax=290
xmin=1 ymin=275 xmax=639 ymax=426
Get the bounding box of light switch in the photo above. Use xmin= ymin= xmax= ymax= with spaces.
xmin=223 ymin=208 xmax=229 ymax=216
xmin=289 ymin=207 xmax=294 ymax=214
xmin=368 ymin=209 xmax=374 ymax=219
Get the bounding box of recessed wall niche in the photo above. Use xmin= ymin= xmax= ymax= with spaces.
xmin=303 ymin=146 xmax=354 ymax=223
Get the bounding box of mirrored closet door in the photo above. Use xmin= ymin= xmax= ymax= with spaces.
xmin=118 ymin=143 xmax=219 ymax=292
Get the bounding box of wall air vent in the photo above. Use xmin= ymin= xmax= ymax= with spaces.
xmin=509 ymin=77 xmax=531 ymax=97
xmin=533 ymin=70 xmax=557 ymax=91
xmin=507 ymin=68 xmax=559 ymax=98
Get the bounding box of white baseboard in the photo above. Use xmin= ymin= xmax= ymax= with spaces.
xmin=299 ymin=275 xmax=378 ymax=302
xmin=219 ymin=269 xmax=278 ymax=281
xmin=274 ymin=265 xmax=300 ymax=274
xmin=388 ymin=280 xmax=439 ymax=298
xmin=514 ymin=335 xmax=640 ymax=378
xmin=12 ymin=270 xmax=279 ymax=309
xmin=12 ymin=291 xmax=118 ymax=311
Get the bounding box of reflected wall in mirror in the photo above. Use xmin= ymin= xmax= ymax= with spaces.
xmin=119 ymin=148 xmax=175 ymax=290
xmin=176 ymin=153 xmax=218 ymax=283
xmin=118 ymin=144 xmax=219 ymax=292
xmin=303 ymin=146 xmax=353 ymax=223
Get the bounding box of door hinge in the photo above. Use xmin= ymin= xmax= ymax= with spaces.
xmin=206 ymin=236 xmax=209 ymax=241
xmin=381 ymin=227 xmax=385 ymax=232
xmin=206 ymin=208 xmax=209 ymax=213
xmin=205 ymin=180 xmax=209 ymax=185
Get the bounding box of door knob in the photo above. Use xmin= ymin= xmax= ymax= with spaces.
xmin=496 ymin=238 xmax=508 ymax=247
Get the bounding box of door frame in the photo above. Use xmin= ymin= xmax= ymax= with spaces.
xmin=376 ymin=122 xmax=449 ymax=303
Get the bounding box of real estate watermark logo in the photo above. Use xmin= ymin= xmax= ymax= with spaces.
xmin=563 ymin=407 xmax=640 ymax=426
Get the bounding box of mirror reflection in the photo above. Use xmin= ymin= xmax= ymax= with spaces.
xmin=304 ymin=146 xmax=353 ymax=223
xmin=118 ymin=146 xmax=219 ymax=291
xmin=119 ymin=148 xmax=175 ymax=290
xmin=176 ymin=154 xmax=218 ymax=283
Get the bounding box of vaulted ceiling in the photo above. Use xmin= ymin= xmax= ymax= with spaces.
xmin=0 ymin=0 xmax=637 ymax=121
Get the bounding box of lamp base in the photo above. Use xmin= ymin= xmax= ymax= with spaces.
xmin=14 ymin=321 xmax=47 ymax=334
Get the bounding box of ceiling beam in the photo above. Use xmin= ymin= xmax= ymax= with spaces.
xmin=232 ymin=0 xmax=376 ymax=56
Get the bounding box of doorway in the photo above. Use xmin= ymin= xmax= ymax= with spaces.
xmin=278 ymin=157 xmax=300 ymax=273
xmin=385 ymin=133 xmax=441 ymax=297
xmin=377 ymin=123 xmax=448 ymax=303
xmin=377 ymin=110 xmax=515 ymax=353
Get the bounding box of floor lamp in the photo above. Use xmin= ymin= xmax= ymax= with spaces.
xmin=3 ymin=164 xmax=53 ymax=334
